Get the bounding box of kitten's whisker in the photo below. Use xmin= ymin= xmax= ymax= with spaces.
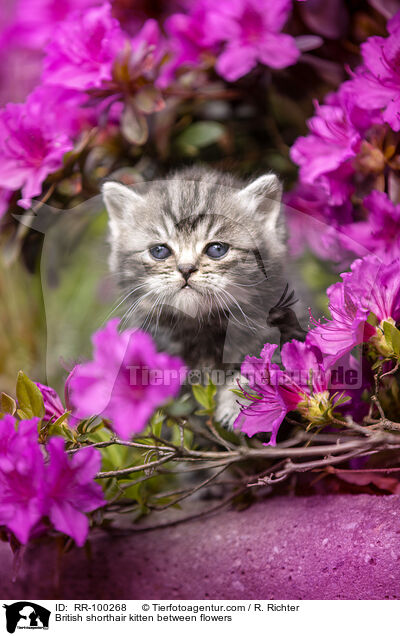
xmin=102 ymin=283 xmax=148 ymax=325
xmin=215 ymin=286 xmax=259 ymax=331
xmin=155 ymin=292 xmax=167 ymax=333
xmin=141 ymin=290 xmax=165 ymax=332
xmin=231 ymin=279 xmax=265 ymax=288
xmin=220 ymin=292 xmax=260 ymax=332
xmin=214 ymin=289 xmax=249 ymax=331
xmin=224 ymin=289 xmax=265 ymax=330
xmin=213 ymin=290 xmax=228 ymax=327
xmin=120 ymin=289 xmax=154 ymax=328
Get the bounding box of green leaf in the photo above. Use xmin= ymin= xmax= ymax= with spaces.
xmin=47 ymin=412 xmax=72 ymax=437
xmin=123 ymin=482 xmax=143 ymax=503
xmin=46 ymin=424 xmax=64 ymax=438
xmin=52 ymin=411 xmax=70 ymax=427
xmin=150 ymin=410 xmax=164 ymax=439
xmin=192 ymin=378 xmax=217 ymax=416
xmin=177 ymin=121 xmax=225 ymax=153
xmin=1 ymin=392 xmax=16 ymax=415
xmin=206 ymin=378 xmax=217 ymax=405
xmin=16 ymin=371 xmax=45 ymax=419
xmin=383 ymin=321 xmax=400 ymax=356
xmin=192 ymin=384 xmax=209 ymax=409
xmin=60 ymin=424 xmax=76 ymax=442
xmin=367 ymin=312 xmax=379 ymax=327
xmin=334 ymin=393 xmax=351 ymax=407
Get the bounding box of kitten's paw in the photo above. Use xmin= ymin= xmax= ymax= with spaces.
xmin=214 ymin=377 xmax=248 ymax=431
xmin=215 ymin=402 xmax=240 ymax=431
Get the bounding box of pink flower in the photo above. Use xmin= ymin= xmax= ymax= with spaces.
xmin=42 ymin=3 xmax=126 ymax=91
xmin=290 ymin=85 xmax=381 ymax=205
xmin=0 ymin=415 xmax=105 ymax=545
xmin=2 ymin=0 xmax=100 ymax=50
xmin=67 ymin=319 xmax=186 ymax=440
xmin=349 ymin=12 xmax=400 ymax=131
xmin=44 ymin=438 xmax=105 ymax=547
xmin=163 ymin=0 xmax=299 ymax=84
xmin=290 ymin=99 xmax=356 ymax=205
xmin=340 ymin=190 xmax=400 ymax=258
xmin=284 ymin=183 xmax=352 ymax=261
xmin=235 ymin=341 xmax=338 ymax=444
xmin=308 ymin=282 xmax=374 ymax=367
xmin=0 ymin=416 xmax=45 ymax=544
xmin=42 ymin=4 xmax=166 ymax=127
xmin=35 ymin=382 xmax=66 ymax=422
xmin=0 ymin=45 xmax=42 ymax=107
xmin=0 ymin=0 xmax=98 ymax=105
xmin=159 ymin=2 xmax=213 ymax=87
xmin=341 ymin=255 xmax=400 ymax=322
xmin=0 ymin=86 xmax=84 ymax=209
xmin=234 ymin=343 xmax=302 ymax=444
xmin=206 ymin=0 xmax=300 ymax=81
xmin=308 ymin=254 xmax=400 ymax=364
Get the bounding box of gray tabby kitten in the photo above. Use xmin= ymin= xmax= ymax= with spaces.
xmin=102 ymin=166 xmax=292 ymax=427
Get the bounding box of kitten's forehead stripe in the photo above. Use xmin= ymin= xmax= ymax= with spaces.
xmin=205 ymin=212 xmax=217 ymax=236
xmin=175 ymin=213 xmax=209 ymax=233
xmin=160 ymin=213 xmax=172 ymax=237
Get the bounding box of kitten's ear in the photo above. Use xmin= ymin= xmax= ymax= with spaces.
xmin=102 ymin=181 xmax=144 ymax=236
xmin=237 ymin=174 xmax=282 ymax=231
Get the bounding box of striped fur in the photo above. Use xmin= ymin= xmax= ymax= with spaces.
xmin=102 ymin=166 xmax=290 ymax=377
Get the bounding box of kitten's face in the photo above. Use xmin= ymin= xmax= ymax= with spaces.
xmin=103 ymin=170 xmax=285 ymax=325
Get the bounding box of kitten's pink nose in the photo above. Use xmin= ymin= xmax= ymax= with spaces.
xmin=178 ymin=264 xmax=198 ymax=282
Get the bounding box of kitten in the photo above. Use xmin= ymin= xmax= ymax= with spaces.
xmin=102 ymin=166 xmax=298 ymax=427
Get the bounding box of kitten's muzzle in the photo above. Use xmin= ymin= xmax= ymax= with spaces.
xmin=178 ymin=263 xmax=198 ymax=282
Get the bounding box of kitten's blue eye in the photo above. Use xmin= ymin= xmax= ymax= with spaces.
xmin=205 ymin=242 xmax=229 ymax=259
xmin=150 ymin=245 xmax=171 ymax=260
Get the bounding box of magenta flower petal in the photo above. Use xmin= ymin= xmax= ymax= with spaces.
xmin=6 ymin=0 xmax=100 ymax=50
xmin=235 ymin=342 xmax=304 ymax=444
xmin=0 ymin=418 xmax=104 ymax=545
xmin=234 ymin=390 xmax=288 ymax=443
xmin=42 ymin=3 xmax=126 ymax=91
xmin=35 ymin=382 xmax=66 ymax=422
xmin=45 ymin=438 xmax=105 ymax=546
xmin=68 ymin=319 xmax=186 ymax=439
xmin=263 ymin=0 xmax=293 ymax=30
xmin=68 ymin=445 xmax=102 ymax=485
xmin=165 ymin=0 xmax=299 ymax=83
xmin=307 ymin=283 xmax=374 ymax=367
xmin=216 ymin=45 xmax=257 ymax=81
xmin=340 ymin=191 xmax=400 ymax=258
xmin=0 ymin=85 xmax=86 ymax=210
xmin=348 ymin=15 xmax=400 ymax=131
xmin=342 ymin=255 xmax=400 ymax=321
xmin=49 ymin=500 xmax=89 ymax=547
xmin=308 ymin=254 xmax=400 ymax=365
xmin=281 ymin=339 xmax=328 ymax=393
xmin=290 ymin=80 xmax=382 ymax=206
xmin=257 ymin=32 xmax=300 ymax=69
xmin=0 ymin=416 xmax=45 ymax=544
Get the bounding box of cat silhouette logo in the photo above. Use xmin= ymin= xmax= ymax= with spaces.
xmin=3 ymin=602 xmax=50 ymax=633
